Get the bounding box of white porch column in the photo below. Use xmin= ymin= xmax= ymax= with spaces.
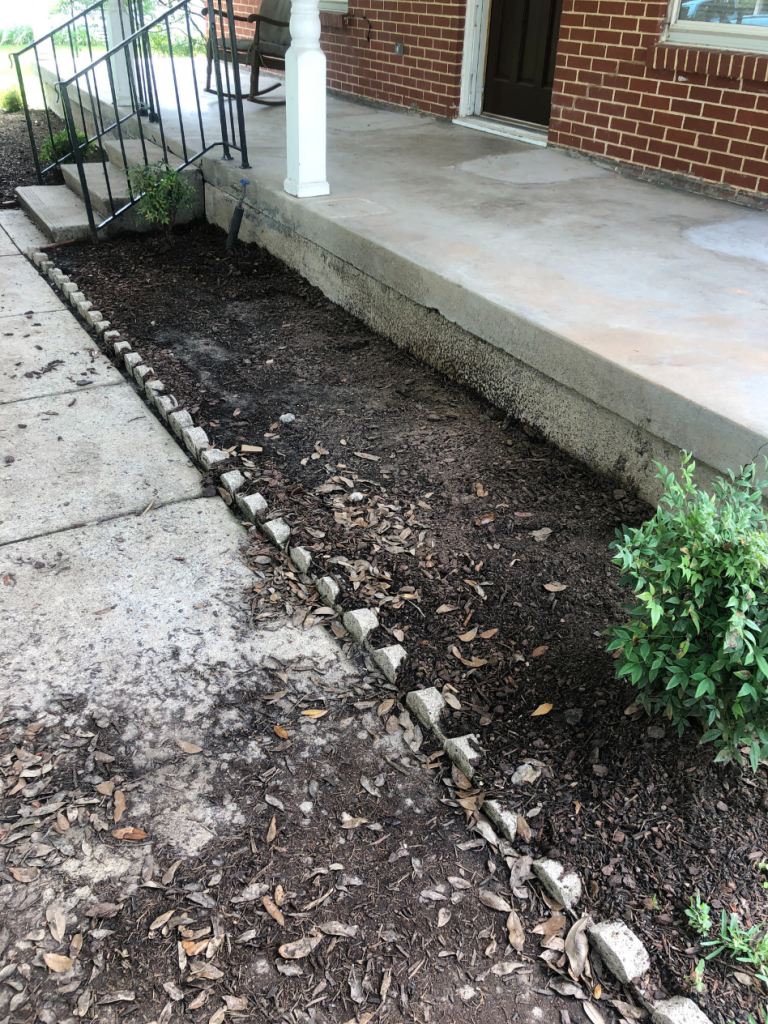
xmin=284 ymin=0 xmax=330 ymax=198
xmin=106 ymin=0 xmax=132 ymax=109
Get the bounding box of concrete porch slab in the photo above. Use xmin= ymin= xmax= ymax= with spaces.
xmin=0 ymin=311 xmax=122 ymax=405
xmin=198 ymin=99 xmax=768 ymax=499
xmin=45 ymin=67 xmax=768 ymax=498
xmin=0 ymin=384 xmax=202 ymax=545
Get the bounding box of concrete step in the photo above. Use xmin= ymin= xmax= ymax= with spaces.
xmin=60 ymin=162 xmax=133 ymax=222
xmin=14 ymin=185 xmax=92 ymax=243
xmin=103 ymin=135 xmax=203 ymax=174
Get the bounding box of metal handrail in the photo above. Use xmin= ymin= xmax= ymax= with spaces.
xmin=13 ymin=0 xmax=251 ymax=242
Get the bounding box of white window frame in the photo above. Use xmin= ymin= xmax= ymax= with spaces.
xmin=662 ymin=0 xmax=768 ymax=54
xmin=319 ymin=0 xmax=348 ymax=13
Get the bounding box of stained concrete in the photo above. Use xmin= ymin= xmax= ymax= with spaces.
xmin=0 ymin=385 xmax=203 ymax=544
xmin=0 ymin=310 xmax=122 ymax=404
xmin=0 ymin=205 xmax=360 ymax=882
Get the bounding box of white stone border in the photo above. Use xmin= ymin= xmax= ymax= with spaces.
xmin=405 ymin=684 xmax=714 ymax=1024
xmin=24 ymin=244 xmax=712 ymax=1024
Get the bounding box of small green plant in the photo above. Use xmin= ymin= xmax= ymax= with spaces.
xmin=701 ymin=905 xmax=768 ymax=984
xmin=0 ymin=87 xmax=23 ymax=114
xmin=607 ymin=454 xmax=768 ymax=768
xmin=126 ymin=162 xmax=196 ymax=234
xmin=759 ymin=861 xmax=768 ymax=889
xmin=39 ymin=127 xmax=95 ymax=167
xmin=687 ymin=958 xmax=706 ymax=993
xmin=685 ymin=892 xmax=713 ymax=935
xmin=731 ymin=1008 xmax=767 ymax=1024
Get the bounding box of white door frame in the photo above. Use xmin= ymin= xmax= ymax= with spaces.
xmin=458 ymin=0 xmax=492 ymax=117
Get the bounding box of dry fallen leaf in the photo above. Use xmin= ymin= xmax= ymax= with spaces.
xmin=475 ymin=483 xmax=488 ymax=497
xmin=263 ymin=896 xmax=285 ymax=926
xmin=354 ymin=451 xmax=380 ymax=461
xmin=208 ymin=1007 xmax=227 ymax=1024
xmin=94 ymin=780 xmax=115 ymax=796
xmin=266 ymin=816 xmax=277 ymax=843
xmin=149 ymin=910 xmax=175 ymax=932
xmin=565 ymin=915 xmax=592 ymax=979
xmin=273 ymin=725 xmax=289 ymax=740
xmin=458 ymin=626 xmax=478 ymax=642
xmin=531 ymin=703 xmax=553 ymax=716
xmin=113 ymin=790 xmax=126 ymax=824
xmin=182 ymin=939 xmax=209 ymax=956
xmin=340 ymin=813 xmax=367 ymax=829
xmin=391 ymin=628 xmax=405 ymax=642
xmin=436 ymin=604 xmax=459 ymax=614
xmin=43 ymin=953 xmax=73 ymax=973
xmin=112 ymin=828 xmax=148 ymax=841
xmin=531 ymin=645 xmax=549 ymax=657
xmin=533 ymin=913 xmax=567 ymax=945
xmin=437 ymin=908 xmax=451 ymax=928
xmin=492 ymin=961 xmax=525 ymax=976
xmin=162 ymin=860 xmax=182 ymax=885
xmin=531 ymin=527 xmax=552 ymax=542
xmin=377 ymin=699 xmax=395 ymax=716
xmin=475 ymin=513 xmax=495 ymax=526
xmin=451 ymin=764 xmax=473 ymax=790
xmin=516 ymin=814 xmax=532 ymax=842
xmin=301 ymin=708 xmax=328 ymax=719
xmin=46 ymin=902 xmax=66 ymax=944
xmin=9 ymin=867 xmax=39 ymax=882
xmin=550 ymin=977 xmax=587 ymax=999
xmin=317 ymin=920 xmax=359 ymax=937
xmin=583 ymin=1004 xmax=606 ymax=1024
xmin=444 ymin=692 xmax=461 ymax=711
xmin=506 ymin=910 xmax=525 ymax=951
xmin=176 ymin=739 xmax=202 ymax=754
xmin=481 ymin=628 xmax=499 ymax=638
xmin=479 ymin=890 xmax=512 ymax=913
xmin=278 ymin=935 xmax=323 ymax=959
xmin=543 ymin=582 xmax=567 ymax=592
xmin=223 ymin=995 xmax=248 ymax=1011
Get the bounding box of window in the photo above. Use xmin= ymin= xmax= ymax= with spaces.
xmin=664 ymin=0 xmax=768 ymax=53
xmin=319 ymin=0 xmax=348 ymax=12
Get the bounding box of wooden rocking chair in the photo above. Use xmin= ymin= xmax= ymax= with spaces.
xmin=203 ymin=1 xmax=291 ymax=105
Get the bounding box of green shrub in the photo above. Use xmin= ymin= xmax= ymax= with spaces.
xmin=0 ymin=88 xmax=23 ymax=113
xmin=126 ymin=161 xmax=196 ymax=233
xmin=607 ymin=454 xmax=768 ymax=769
xmin=39 ymin=127 xmax=95 ymax=167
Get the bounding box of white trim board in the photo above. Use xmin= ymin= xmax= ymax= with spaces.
xmin=458 ymin=0 xmax=492 ymax=117
xmin=452 ymin=115 xmax=549 ymax=147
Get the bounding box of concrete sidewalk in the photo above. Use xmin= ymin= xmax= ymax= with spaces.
xmin=0 ymin=208 xmax=355 ymax=877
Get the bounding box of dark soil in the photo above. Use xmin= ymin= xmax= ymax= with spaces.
xmin=52 ymin=221 xmax=768 ymax=1024
xmin=0 ymin=109 xmax=66 ymax=202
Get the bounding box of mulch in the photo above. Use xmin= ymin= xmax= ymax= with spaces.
xmin=50 ymin=220 xmax=768 ymax=1024
xmin=0 ymin=109 xmax=65 ymax=203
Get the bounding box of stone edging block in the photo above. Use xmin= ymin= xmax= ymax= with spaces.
xmin=443 ymin=734 xmax=482 ymax=780
xmin=406 ymin=687 xmax=446 ymax=731
xmin=533 ymin=858 xmax=583 ymax=912
xmin=237 ymin=492 xmax=268 ymax=521
xmin=373 ymin=644 xmax=406 ymax=684
xmin=588 ymin=919 xmax=651 ymax=985
xmin=343 ymin=608 xmax=379 ymax=644
xmin=651 ymin=997 xmax=712 ymax=1024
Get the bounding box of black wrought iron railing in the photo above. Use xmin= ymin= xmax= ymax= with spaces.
xmin=13 ymin=0 xmax=251 ymax=241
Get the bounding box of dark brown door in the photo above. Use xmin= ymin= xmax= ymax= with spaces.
xmin=482 ymin=0 xmax=563 ymax=126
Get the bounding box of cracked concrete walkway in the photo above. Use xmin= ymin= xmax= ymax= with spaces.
xmin=0 ymin=209 xmax=357 ymax=855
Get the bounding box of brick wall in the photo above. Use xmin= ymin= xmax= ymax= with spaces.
xmin=229 ymin=0 xmax=466 ymax=118
xmin=322 ymin=1 xmax=465 ymax=118
xmin=549 ymin=0 xmax=768 ymax=200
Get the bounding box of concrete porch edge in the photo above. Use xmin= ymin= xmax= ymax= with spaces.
xmin=203 ymin=168 xmax=763 ymax=504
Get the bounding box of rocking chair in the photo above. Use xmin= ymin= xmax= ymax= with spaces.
xmin=203 ymin=1 xmax=291 ymax=105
